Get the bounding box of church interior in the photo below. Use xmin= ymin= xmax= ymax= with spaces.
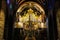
xmin=0 ymin=0 xmax=60 ymax=40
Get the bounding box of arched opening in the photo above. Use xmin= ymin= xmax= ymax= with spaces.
xmin=15 ymin=2 xmax=47 ymax=28
xmin=14 ymin=1 xmax=48 ymax=40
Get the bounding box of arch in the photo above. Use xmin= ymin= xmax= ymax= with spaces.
xmin=17 ymin=1 xmax=45 ymax=14
xmin=14 ymin=1 xmax=47 ymax=29
xmin=14 ymin=1 xmax=48 ymax=40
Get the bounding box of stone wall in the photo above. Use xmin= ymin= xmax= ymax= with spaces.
xmin=0 ymin=10 xmax=5 ymax=40
xmin=57 ymin=9 xmax=60 ymax=40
